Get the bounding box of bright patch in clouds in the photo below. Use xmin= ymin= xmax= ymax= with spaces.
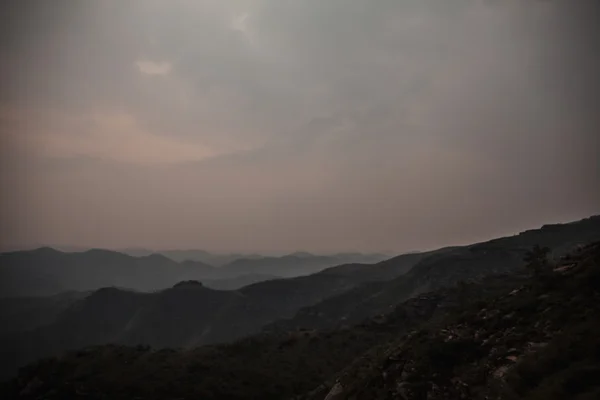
xmin=136 ymin=60 xmax=172 ymax=76
xmin=231 ymin=13 xmax=249 ymax=33
xmin=230 ymin=12 xmax=258 ymax=47
xmin=5 ymin=108 xmax=217 ymax=165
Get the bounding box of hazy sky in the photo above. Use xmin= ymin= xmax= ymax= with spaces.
xmin=1 ymin=0 xmax=599 ymax=253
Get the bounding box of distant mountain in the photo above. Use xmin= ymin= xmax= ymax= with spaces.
xmin=118 ymin=248 xmax=390 ymax=271
xmin=0 ymin=248 xmax=218 ymax=297
xmin=155 ymin=250 xmax=265 ymax=266
xmin=219 ymin=252 xmax=390 ymax=278
xmin=202 ymin=273 xmax=281 ymax=290
xmin=143 ymin=250 xmax=389 ymax=268
xmin=66 ymin=247 xmax=259 ymax=267
xmin=0 ymin=248 xmax=390 ymax=298
xmin=4 ymin=242 xmax=598 ymax=400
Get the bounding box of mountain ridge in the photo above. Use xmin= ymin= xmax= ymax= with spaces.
xmin=0 ymin=249 xmax=391 ymax=297
xmin=4 ymin=241 xmax=598 ymax=400
xmin=0 ymin=215 xmax=599 ymax=382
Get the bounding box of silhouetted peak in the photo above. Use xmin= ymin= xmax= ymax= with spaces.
xmin=0 ymin=246 xmax=64 ymax=259
xmin=290 ymin=251 xmax=315 ymax=258
xmin=173 ymin=280 xmax=204 ymax=288
xmin=93 ymin=286 xmax=120 ymax=294
xmin=86 ymin=287 xmax=137 ymax=302
xmin=143 ymin=253 xmax=172 ymax=262
xmin=82 ymin=248 xmax=129 ymax=259
xmin=34 ymin=246 xmax=58 ymax=251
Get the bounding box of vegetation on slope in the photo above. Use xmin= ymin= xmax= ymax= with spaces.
xmin=267 ymin=216 xmax=600 ymax=333
xmin=307 ymin=241 xmax=600 ymax=400
xmin=0 ymin=258 xmax=533 ymax=399
xmin=0 ymin=271 xmax=381 ymax=380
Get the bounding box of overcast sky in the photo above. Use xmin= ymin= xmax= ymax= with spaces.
xmin=1 ymin=0 xmax=599 ymax=254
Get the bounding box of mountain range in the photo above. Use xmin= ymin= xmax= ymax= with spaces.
xmin=0 ymin=249 xmax=390 ymax=297
xmin=0 ymin=215 xmax=599 ymax=398
xmin=3 ymin=232 xmax=599 ymax=399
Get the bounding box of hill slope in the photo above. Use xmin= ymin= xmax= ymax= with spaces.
xmin=0 ymin=269 xmax=529 ymax=400
xmin=307 ymin=241 xmax=600 ymax=400
xmin=3 ymin=242 xmax=599 ymax=400
xmin=0 ymin=270 xmax=375 ymax=379
xmin=267 ymin=216 xmax=600 ymax=332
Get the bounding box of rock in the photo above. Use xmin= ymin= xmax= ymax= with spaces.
xmin=493 ymin=365 xmax=510 ymax=379
xmin=324 ymin=382 xmax=344 ymax=400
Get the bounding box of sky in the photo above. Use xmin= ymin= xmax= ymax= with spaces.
xmin=1 ymin=0 xmax=599 ymax=254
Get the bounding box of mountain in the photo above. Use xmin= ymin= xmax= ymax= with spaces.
xmin=0 ymin=291 xmax=87 ymax=336
xmin=117 ymin=248 xmax=389 ymax=269
xmin=219 ymin=252 xmax=390 ymax=278
xmin=0 ymin=241 xmax=444 ymax=379
xmin=202 ymin=273 xmax=281 ymax=290
xmin=266 ymin=216 xmax=600 ymax=332
xmin=1 ymin=216 xmax=598 ymax=384
xmin=0 ymin=248 xmax=219 ymax=297
xmin=147 ymin=250 xmax=388 ymax=269
xmin=304 ymin=241 xmax=600 ymax=400
xmin=3 ymin=241 xmax=598 ymax=400
xmin=0 ymin=267 xmax=529 ymax=399
xmin=0 ymin=269 xmax=383 ymax=379
xmin=0 ymin=248 xmax=391 ymax=298
xmin=157 ymin=250 xmax=265 ymax=266
xmin=45 ymin=247 xmax=264 ymax=267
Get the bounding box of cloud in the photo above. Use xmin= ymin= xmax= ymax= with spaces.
xmin=1 ymin=0 xmax=599 ymax=252
xmin=136 ymin=60 xmax=172 ymax=76
xmin=2 ymin=108 xmax=218 ymax=165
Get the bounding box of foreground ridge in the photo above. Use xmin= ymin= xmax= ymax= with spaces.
xmin=310 ymin=241 xmax=600 ymax=400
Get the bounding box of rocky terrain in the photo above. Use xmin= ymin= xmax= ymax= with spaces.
xmin=306 ymin=242 xmax=600 ymax=400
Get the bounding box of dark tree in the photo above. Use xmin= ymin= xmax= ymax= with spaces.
xmin=523 ymin=245 xmax=551 ymax=275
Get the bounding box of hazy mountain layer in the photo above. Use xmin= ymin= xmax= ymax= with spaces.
xmin=4 ymin=241 xmax=598 ymax=400
xmin=0 ymin=216 xmax=598 ymax=383
xmin=0 ymin=249 xmax=389 ymax=297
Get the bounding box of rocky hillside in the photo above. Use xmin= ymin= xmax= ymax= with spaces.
xmin=306 ymin=241 xmax=600 ymax=400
